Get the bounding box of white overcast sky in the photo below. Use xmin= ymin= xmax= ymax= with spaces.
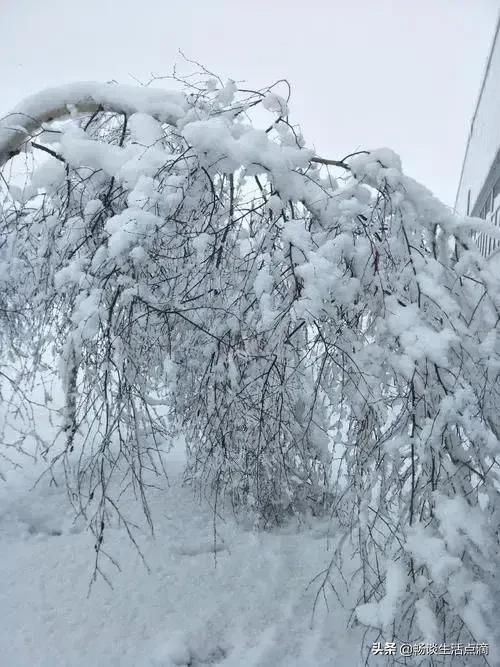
xmin=0 ymin=0 xmax=499 ymax=206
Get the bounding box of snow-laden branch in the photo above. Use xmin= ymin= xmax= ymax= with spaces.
xmin=0 ymin=81 xmax=188 ymax=167
xmin=2 ymin=72 xmax=499 ymax=660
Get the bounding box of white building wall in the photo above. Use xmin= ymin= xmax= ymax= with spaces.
xmin=456 ymin=17 xmax=500 ymax=218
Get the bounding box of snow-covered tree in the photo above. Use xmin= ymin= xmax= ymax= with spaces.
xmin=1 ymin=70 xmax=499 ymax=662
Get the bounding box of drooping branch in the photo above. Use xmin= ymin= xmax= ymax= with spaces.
xmin=1 ymin=73 xmax=499 ymax=660
xmin=0 ymin=81 xmax=188 ymax=167
xmin=0 ymin=82 xmax=355 ymax=178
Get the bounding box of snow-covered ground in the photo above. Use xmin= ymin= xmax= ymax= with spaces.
xmin=0 ymin=449 xmax=363 ymax=667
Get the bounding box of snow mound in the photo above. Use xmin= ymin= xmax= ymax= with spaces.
xmin=0 ymin=456 xmax=360 ymax=667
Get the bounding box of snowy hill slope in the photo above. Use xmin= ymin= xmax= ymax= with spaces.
xmin=0 ymin=455 xmax=362 ymax=667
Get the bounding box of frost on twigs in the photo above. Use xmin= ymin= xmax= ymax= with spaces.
xmin=1 ymin=65 xmax=499 ymax=661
